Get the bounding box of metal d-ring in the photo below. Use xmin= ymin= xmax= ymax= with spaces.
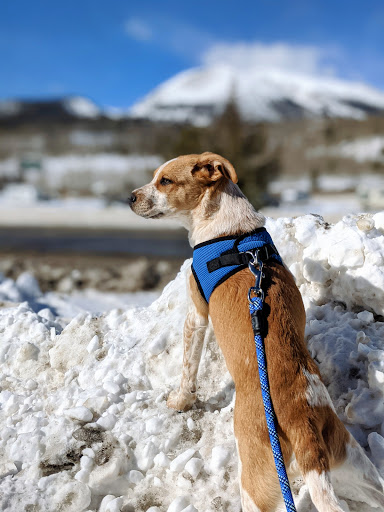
xmin=248 ymin=286 xmax=264 ymax=302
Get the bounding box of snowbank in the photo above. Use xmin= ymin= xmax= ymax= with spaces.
xmin=1 ymin=213 xmax=384 ymax=511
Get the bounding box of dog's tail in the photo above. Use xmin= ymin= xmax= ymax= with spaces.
xmin=289 ymin=407 xmax=384 ymax=511
xmin=302 ymin=470 xmax=345 ymax=512
xmin=329 ymin=435 xmax=384 ymax=509
xmin=300 ymin=434 xmax=384 ymax=511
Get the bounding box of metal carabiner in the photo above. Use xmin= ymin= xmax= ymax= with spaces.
xmin=246 ymin=250 xmax=265 ymax=302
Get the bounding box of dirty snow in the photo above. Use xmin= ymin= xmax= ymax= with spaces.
xmin=1 ymin=213 xmax=384 ymax=511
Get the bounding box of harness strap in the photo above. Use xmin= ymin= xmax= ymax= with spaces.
xmin=192 ymin=228 xmax=282 ymax=303
xmin=207 ymin=242 xmax=279 ymax=273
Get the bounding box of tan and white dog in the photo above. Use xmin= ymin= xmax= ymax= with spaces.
xmin=130 ymin=152 xmax=384 ymax=512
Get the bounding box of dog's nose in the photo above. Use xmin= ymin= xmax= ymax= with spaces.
xmin=129 ymin=192 xmax=137 ymax=204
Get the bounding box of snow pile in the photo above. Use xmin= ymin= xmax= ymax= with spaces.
xmin=1 ymin=213 xmax=384 ymax=511
xmin=266 ymin=212 xmax=384 ymax=315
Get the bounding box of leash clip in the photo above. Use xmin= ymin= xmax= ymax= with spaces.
xmin=246 ymin=250 xmax=264 ymax=302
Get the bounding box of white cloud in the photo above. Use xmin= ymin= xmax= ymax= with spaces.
xmin=202 ymin=41 xmax=336 ymax=76
xmin=125 ymin=15 xmax=216 ymax=61
xmin=125 ymin=18 xmax=152 ymax=42
xmin=123 ymin=15 xmax=343 ymax=79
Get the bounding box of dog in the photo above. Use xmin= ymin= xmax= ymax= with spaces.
xmin=130 ymin=152 xmax=384 ymax=512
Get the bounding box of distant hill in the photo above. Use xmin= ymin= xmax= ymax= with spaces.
xmin=0 ymin=96 xmax=101 ymax=123
xmin=130 ymin=65 xmax=384 ymax=125
xmin=3 ymin=66 xmax=384 ymax=129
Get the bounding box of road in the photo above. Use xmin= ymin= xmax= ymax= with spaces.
xmin=0 ymin=194 xmax=363 ymax=256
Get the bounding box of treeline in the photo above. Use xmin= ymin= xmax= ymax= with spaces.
xmin=2 ymin=100 xmax=384 ymax=205
xmin=152 ymin=101 xmax=281 ymax=207
xmin=0 ymin=101 xmax=281 ymax=206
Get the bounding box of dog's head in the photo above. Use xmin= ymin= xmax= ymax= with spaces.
xmin=129 ymin=152 xmax=238 ymax=220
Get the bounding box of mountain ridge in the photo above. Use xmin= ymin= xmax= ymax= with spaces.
xmin=2 ymin=66 xmax=384 ymax=126
xmin=0 ymin=96 xmax=101 ymax=122
xmin=129 ymin=64 xmax=384 ymax=125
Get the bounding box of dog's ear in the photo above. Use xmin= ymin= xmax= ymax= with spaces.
xmin=192 ymin=152 xmax=238 ymax=184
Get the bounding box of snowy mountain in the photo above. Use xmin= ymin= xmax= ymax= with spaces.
xmin=0 ymin=96 xmax=101 ymax=121
xmin=130 ymin=65 xmax=384 ymax=125
xmin=61 ymin=96 xmax=101 ymax=118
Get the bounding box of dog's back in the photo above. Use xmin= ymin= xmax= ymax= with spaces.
xmin=209 ymin=263 xmax=384 ymax=512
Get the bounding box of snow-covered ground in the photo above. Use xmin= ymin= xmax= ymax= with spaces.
xmin=1 ymin=212 xmax=384 ymax=511
xmin=308 ymin=136 xmax=384 ymax=164
xmin=0 ymin=191 xmax=368 ymax=228
xmin=0 ymin=283 xmax=160 ymax=319
xmin=0 ymin=153 xmax=162 ymax=197
xmin=268 ymin=174 xmax=384 ymax=195
xmin=0 ymin=200 xmax=181 ymax=230
xmin=1 ymin=170 xmax=381 ymax=229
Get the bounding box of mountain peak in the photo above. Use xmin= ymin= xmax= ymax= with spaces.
xmin=130 ymin=65 xmax=384 ymax=125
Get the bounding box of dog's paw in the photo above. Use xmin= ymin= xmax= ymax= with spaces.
xmin=167 ymin=389 xmax=196 ymax=412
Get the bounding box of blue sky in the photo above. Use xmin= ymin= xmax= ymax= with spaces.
xmin=1 ymin=0 xmax=384 ymax=109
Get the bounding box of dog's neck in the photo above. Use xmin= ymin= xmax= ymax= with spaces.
xmin=186 ymin=180 xmax=265 ymax=247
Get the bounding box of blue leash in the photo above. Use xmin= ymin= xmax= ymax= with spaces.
xmin=247 ymin=251 xmax=296 ymax=512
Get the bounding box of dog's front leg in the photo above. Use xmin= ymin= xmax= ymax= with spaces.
xmin=167 ymin=271 xmax=208 ymax=412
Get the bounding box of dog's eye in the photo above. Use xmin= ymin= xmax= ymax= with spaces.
xmin=160 ymin=177 xmax=173 ymax=186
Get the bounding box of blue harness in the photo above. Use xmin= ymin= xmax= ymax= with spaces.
xmin=192 ymin=228 xmax=297 ymax=511
xmin=192 ymin=227 xmax=282 ymax=303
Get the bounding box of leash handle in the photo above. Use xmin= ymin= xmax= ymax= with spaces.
xmin=248 ymin=256 xmax=297 ymax=512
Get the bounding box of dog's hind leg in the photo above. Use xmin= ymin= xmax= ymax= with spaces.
xmin=167 ymin=270 xmax=209 ymax=412
xmin=237 ymin=436 xmax=284 ymax=512
xmin=234 ymin=396 xmax=289 ymax=512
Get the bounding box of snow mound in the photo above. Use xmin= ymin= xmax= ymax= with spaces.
xmin=1 ymin=213 xmax=384 ymax=511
